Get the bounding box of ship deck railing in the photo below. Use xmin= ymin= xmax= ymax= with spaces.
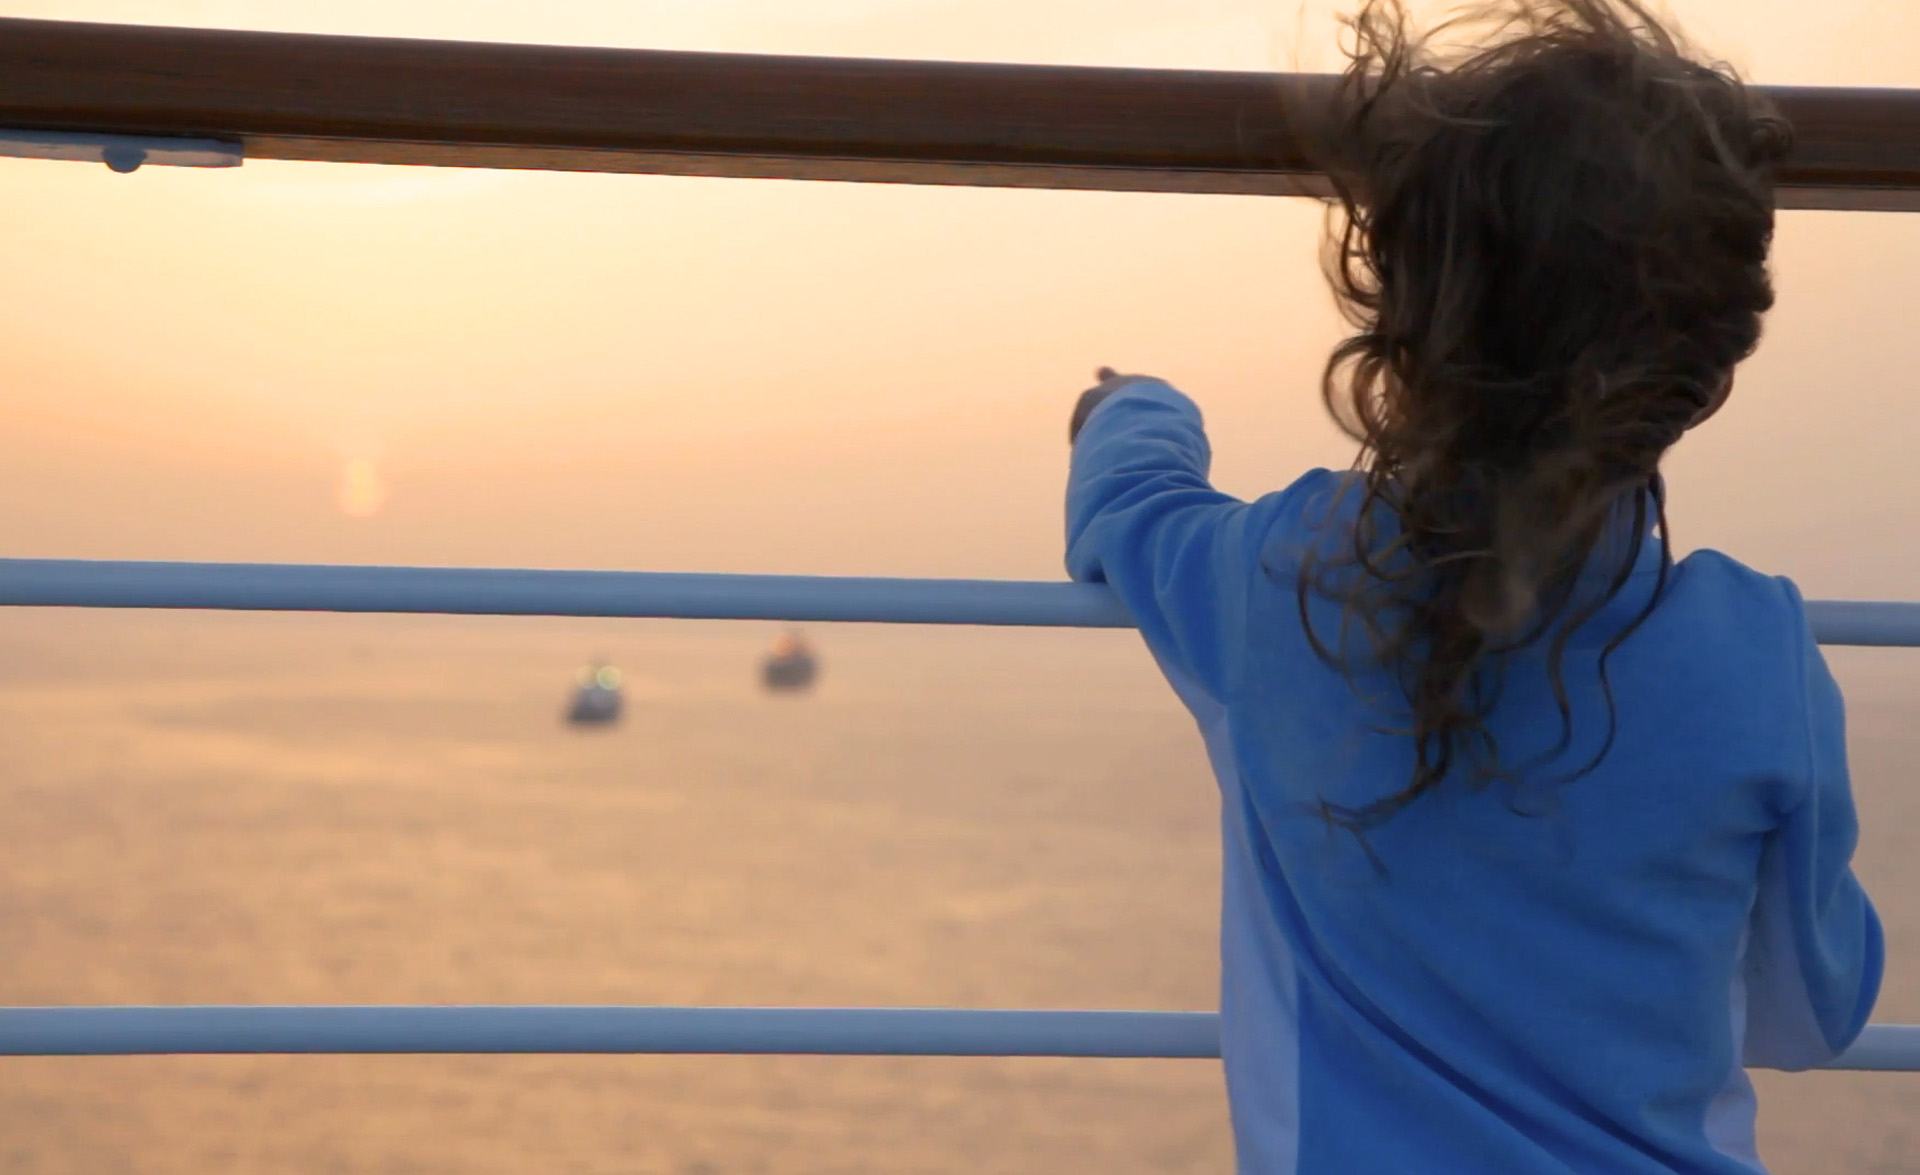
xmin=0 ymin=558 xmax=1914 ymax=1071
xmin=0 ymin=17 xmax=1915 ymax=1078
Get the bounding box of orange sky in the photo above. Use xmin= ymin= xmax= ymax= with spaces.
xmin=1 ymin=0 xmax=1918 ymax=599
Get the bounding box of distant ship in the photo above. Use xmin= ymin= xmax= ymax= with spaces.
xmin=762 ymin=631 xmax=819 ymax=693
xmin=566 ymin=661 xmax=624 ymax=725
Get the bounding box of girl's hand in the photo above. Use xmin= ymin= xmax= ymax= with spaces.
xmin=1070 ymin=367 xmax=1155 ymax=443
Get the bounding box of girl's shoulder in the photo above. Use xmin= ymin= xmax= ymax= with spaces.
xmin=1247 ymin=468 xmax=1388 ymax=586
xmin=1656 ymin=546 xmax=1828 ymax=741
xmin=1668 ymin=546 xmax=1813 ymax=629
xmin=1250 ymin=468 xmax=1361 ymax=546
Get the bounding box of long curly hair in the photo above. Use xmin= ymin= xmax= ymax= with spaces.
xmin=1301 ymin=0 xmax=1791 ymax=829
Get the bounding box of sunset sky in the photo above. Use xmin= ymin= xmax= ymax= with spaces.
xmin=1 ymin=0 xmax=1917 ymax=599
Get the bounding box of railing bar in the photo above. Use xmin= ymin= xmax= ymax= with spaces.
xmin=1 ymin=18 xmax=1919 ymax=210
xmin=0 ymin=1007 xmax=1216 ymax=1059
xmin=0 ymin=559 xmax=1913 ymax=646
xmin=0 ymin=558 xmax=1135 ymax=628
xmin=0 ymin=1007 xmax=1910 ymax=1071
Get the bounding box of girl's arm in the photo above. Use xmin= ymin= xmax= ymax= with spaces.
xmin=1064 ymin=374 xmax=1303 ymax=706
xmin=1740 ymin=620 xmax=1885 ymax=1070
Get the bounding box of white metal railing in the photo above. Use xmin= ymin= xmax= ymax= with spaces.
xmin=0 ymin=558 xmax=1131 ymax=626
xmin=0 ymin=1007 xmax=1913 ymax=1071
xmin=0 ymin=555 xmax=1913 ymax=1072
xmin=3 ymin=558 xmax=1919 ymax=645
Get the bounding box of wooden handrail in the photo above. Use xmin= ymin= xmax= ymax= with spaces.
xmin=3 ymin=17 xmax=1918 ymax=210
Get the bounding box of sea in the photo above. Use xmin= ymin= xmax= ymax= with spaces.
xmin=0 ymin=607 xmax=1912 ymax=1174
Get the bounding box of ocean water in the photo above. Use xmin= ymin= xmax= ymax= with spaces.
xmin=0 ymin=608 xmax=1912 ymax=1174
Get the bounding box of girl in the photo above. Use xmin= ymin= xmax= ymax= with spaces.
xmin=1064 ymin=2 xmax=1882 ymax=1171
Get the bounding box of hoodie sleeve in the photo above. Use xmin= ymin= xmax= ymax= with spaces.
xmin=1065 ymin=380 xmax=1302 ymax=707
xmin=1740 ymin=600 xmax=1884 ymax=1070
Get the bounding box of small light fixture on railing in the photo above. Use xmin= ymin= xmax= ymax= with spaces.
xmin=0 ymin=128 xmax=242 ymax=173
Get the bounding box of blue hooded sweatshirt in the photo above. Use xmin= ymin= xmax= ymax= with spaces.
xmin=1065 ymin=379 xmax=1882 ymax=1174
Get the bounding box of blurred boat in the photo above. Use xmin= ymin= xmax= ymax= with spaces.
xmin=762 ymin=631 xmax=818 ymax=693
xmin=566 ymin=661 xmax=624 ymax=725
